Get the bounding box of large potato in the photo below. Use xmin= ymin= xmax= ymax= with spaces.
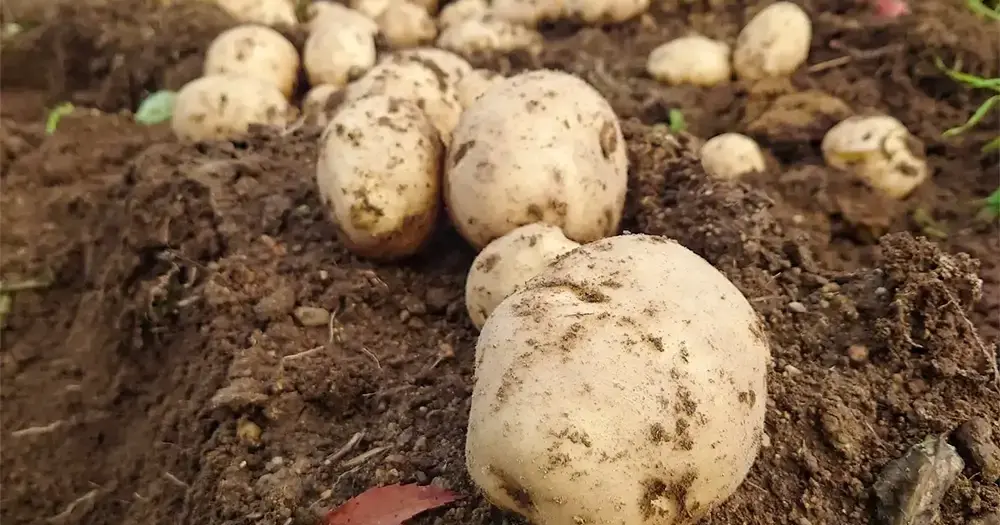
xmin=204 ymin=24 xmax=300 ymax=98
xmin=316 ymin=94 xmax=443 ymax=259
xmin=467 ymin=234 xmax=769 ymax=525
xmin=733 ymin=2 xmax=812 ymax=80
xmin=445 ymin=70 xmax=628 ymax=249
xmin=172 ymin=74 xmax=290 ymax=141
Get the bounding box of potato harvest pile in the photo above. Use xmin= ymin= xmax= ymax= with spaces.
xmin=1 ymin=0 xmax=998 ymax=525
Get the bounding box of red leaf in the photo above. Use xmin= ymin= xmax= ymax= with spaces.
xmin=323 ymin=483 xmax=459 ymax=525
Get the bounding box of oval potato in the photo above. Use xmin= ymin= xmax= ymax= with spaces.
xmin=204 ymin=24 xmax=300 ymax=98
xmin=172 ymin=74 xmax=290 ymax=141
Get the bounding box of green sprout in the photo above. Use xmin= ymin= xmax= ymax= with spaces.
xmin=45 ymin=102 xmax=75 ymax=135
xmin=667 ymin=109 xmax=687 ymax=133
xmin=966 ymin=0 xmax=1000 ymax=20
xmin=135 ymin=90 xmax=177 ymax=125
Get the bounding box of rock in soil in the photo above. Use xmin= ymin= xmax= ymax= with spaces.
xmin=873 ymin=435 xmax=965 ymax=525
xmin=952 ymin=417 xmax=1000 ymax=483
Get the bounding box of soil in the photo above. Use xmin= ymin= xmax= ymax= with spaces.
xmin=1 ymin=0 xmax=998 ymax=524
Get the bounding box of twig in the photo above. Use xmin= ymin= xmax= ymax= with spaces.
xmin=0 ymin=278 xmax=52 ymax=293
xmin=162 ymin=472 xmax=190 ymax=489
xmin=281 ymin=346 xmax=323 ymax=361
xmin=324 ymin=431 xmax=365 ymax=464
xmin=360 ymin=346 xmax=381 ymax=369
xmin=11 ymin=420 xmax=65 ymax=437
xmin=341 ymin=446 xmax=390 ymax=468
xmin=47 ymin=489 xmax=99 ymax=523
xmin=807 ymin=42 xmax=903 ymax=73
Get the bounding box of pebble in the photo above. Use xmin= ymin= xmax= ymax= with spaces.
xmin=787 ymin=301 xmax=807 ymax=313
xmin=847 ymin=344 xmax=869 ymax=364
xmin=293 ymin=306 xmax=330 ymax=327
xmin=872 ymin=434 xmax=964 ymax=525
xmin=254 ymin=285 xmax=296 ymax=321
xmin=952 ymin=417 xmax=1000 ymax=483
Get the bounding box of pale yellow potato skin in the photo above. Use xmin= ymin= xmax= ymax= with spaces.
xmin=376 ymin=1 xmax=438 ymax=49
xmin=733 ymin=1 xmax=812 ymax=80
xmin=304 ymin=22 xmax=377 ymax=88
xmin=171 ymin=74 xmax=290 ymax=141
xmin=467 ymin=234 xmax=770 ymax=525
xmin=647 ymin=35 xmax=731 ymax=87
xmin=821 ymin=115 xmax=928 ymax=199
xmin=700 ymin=133 xmax=766 ymax=180
xmin=204 ymin=25 xmax=300 ymax=98
xmin=213 ymin=0 xmax=296 ymax=26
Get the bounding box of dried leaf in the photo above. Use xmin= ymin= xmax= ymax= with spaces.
xmin=323 ymin=483 xmax=459 ymax=525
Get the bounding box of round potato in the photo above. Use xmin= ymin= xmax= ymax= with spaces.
xmin=308 ymin=1 xmax=379 ymax=35
xmin=467 ymin=233 xmax=770 ymax=525
xmin=304 ymin=21 xmax=377 ymax=88
xmin=172 ymin=74 xmax=290 ymax=141
xmin=376 ymin=1 xmax=438 ymax=49
xmin=204 ymin=25 xmax=300 ymax=98
xmin=733 ymin=1 xmax=812 ymax=80
xmin=316 ymin=94 xmax=443 ymax=259
xmin=213 ymin=0 xmax=297 ymax=26
xmin=647 ymin=35 xmax=731 ymax=87
xmin=436 ymin=15 xmax=543 ymax=57
xmin=821 ymin=115 xmax=928 ymax=199
xmin=465 ymin=223 xmax=580 ymax=329
xmin=700 ymin=133 xmax=767 ymax=180
xmin=445 ymin=69 xmax=628 ymax=249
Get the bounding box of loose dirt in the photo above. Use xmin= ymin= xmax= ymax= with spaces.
xmin=1 ymin=1 xmax=997 ymax=524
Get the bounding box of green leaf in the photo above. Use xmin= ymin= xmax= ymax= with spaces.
xmin=135 ymin=90 xmax=177 ymax=125
xmin=966 ymin=0 xmax=1000 ymax=20
xmin=985 ymin=187 xmax=1000 ymax=217
xmin=942 ymin=94 xmax=1000 ymax=137
xmin=668 ymin=109 xmax=687 ymax=133
xmin=45 ymin=102 xmax=75 ymax=135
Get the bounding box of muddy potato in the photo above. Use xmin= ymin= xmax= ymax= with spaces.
xmin=733 ymin=1 xmax=811 ymax=80
xmin=438 ymin=0 xmax=489 ymax=28
xmin=316 ymin=94 xmax=443 ymax=259
xmin=457 ymin=68 xmax=503 ymax=108
xmin=213 ymin=0 xmax=296 ymax=26
xmin=647 ymin=35 xmax=731 ymax=87
xmin=204 ymin=25 xmax=299 ymax=98
xmin=387 ymin=48 xmax=474 ymax=86
xmin=467 ymin=234 xmax=770 ymax=525
xmin=172 ymin=74 xmax=290 ymax=141
xmin=376 ymin=1 xmax=438 ymax=48
xmin=465 ymin=223 xmax=580 ymax=329
xmin=308 ymin=1 xmax=378 ymax=35
xmin=700 ymin=133 xmax=766 ymax=180
xmin=437 ymin=15 xmax=543 ymax=57
xmin=445 ymin=70 xmax=628 ymax=249
xmin=821 ymin=115 xmax=928 ymax=199
xmin=304 ymin=21 xmax=377 ymax=88
xmin=564 ymin=0 xmax=649 ymax=23
xmin=301 ymin=84 xmax=343 ymax=127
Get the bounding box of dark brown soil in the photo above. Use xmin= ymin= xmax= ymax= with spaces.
xmin=1 ymin=1 xmax=998 ymax=525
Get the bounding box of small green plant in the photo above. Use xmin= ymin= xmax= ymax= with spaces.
xmin=44 ymin=102 xmax=75 ymax=135
xmin=667 ymin=109 xmax=687 ymax=133
xmin=135 ymin=90 xmax=177 ymax=125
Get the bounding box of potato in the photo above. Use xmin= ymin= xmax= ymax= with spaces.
xmin=213 ymin=0 xmax=296 ymax=26
xmin=301 ymin=84 xmax=343 ymax=127
xmin=308 ymin=1 xmax=379 ymax=35
xmin=733 ymin=1 xmax=812 ymax=81
xmin=438 ymin=0 xmax=489 ymax=28
xmin=700 ymin=133 xmax=766 ymax=180
xmin=316 ymin=94 xmax=443 ymax=259
xmin=304 ymin=21 xmax=377 ymax=88
xmin=490 ymin=0 xmax=564 ymax=25
xmin=647 ymin=35 xmax=731 ymax=87
xmin=445 ymin=70 xmax=628 ymax=249
xmin=437 ymin=15 xmax=543 ymax=57
xmin=821 ymin=115 xmax=928 ymax=199
xmin=465 ymin=223 xmax=580 ymax=329
xmin=387 ymin=48 xmax=475 ymax=87
xmin=466 ymin=234 xmax=769 ymax=525
xmin=564 ymin=0 xmax=649 ymax=23
xmin=457 ymin=68 xmax=503 ymax=108
xmin=172 ymin=74 xmax=290 ymax=141
xmin=344 ymin=59 xmax=464 ymax=143
xmin=376 ymin=1 xmax=438 ymax=49
xmin=204 ymin=25 xmax=300 ymax=99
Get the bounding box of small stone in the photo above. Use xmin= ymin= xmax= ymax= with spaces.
xmin=784 ymin=364 xmax=803 ymax=376
xmin=424 ymin=287 xmax=452 ymax=313
xmin=254 ymin=285 xmax=296 ymax=321
xmin=873 ymin=434 xmax=964 ymax=525
xmin=952 ymin=417 xmax=1000 ymax=483
xmin=787 ymin=301 xmax=807 ymax=313
xmin=293 ymin=306 xmax=330 ymax=327
xmin=847 ymin=344 xmax=869 ymax=364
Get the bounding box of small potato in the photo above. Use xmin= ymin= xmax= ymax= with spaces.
xmin=821 ymin=115 xmax=928 ymax=199
xmin=564 ymin=0 xmax=649 ymax=23
xmin=490 ymin=0 xmax=564 ymax=25
xmin=304 ymin=22 xmax=377 ymax=88
xmin=376 ymin=1 xmax=438 ymax=49
xmin=445 ymin=70 xmax=628 ymax=249
xmin=204 ymin=25 xmax=300 ymax=99
xmin=465 ymin=223 xmax=580 ymax=329
xmin=308 ymin=2 xmax=378 ymax=35
xmin=213 ymin=0 xmax=297 ymax=26
xmin=301 ymin=84 xmax=344 ymax=127
xmin=700 ymin=133 xmax=766 ymax=180
xmin=457 ymin=68 xmax=503 ymax=108
xmin=344 ymin=59 xmax=464 ymax=143
xmin=437 ymin=15 xmax=543 ymax=57
xmin=172 ymin=74 xmax=290 ymax=141
xmin=316 ymin=94 xmax=443 ymax=259
xmin=438 ymin=0 xmax=489 ymax=28
xmin=467 ymin=234 xmax=769 ymax=525
xmin=647 ymin=35 xmax=731 ymax=87
xmin=733 ymin=1 xmax=812 ymax=81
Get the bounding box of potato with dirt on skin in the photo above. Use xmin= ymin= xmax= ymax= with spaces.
xmin=304 ymin=19 xmax=377 ymax=88
xmin=212 ymin=0 xmax=296 ymax=26
xmin=733 ymin=1 xmax=812 ymax=81
xmin=204 ymin=25 xmax=299 ymax=99
xmin=465 ymin=223 xmax=580 ymax=329
xmin=467 ymin=233 xmax=770 ymax=525
xmin=700 ymin=133 xmax=767 ymax=180
xmin=821 ymin=115 xmax=928 ymax=199
xmin=387 ymin=48 xmax=475 ymax=87
xmin=437 ymin=15 xmax=543 ymax=57
xmin=307 ymin=1 xmax=378 ymax=35
xmin=172 ymin=74 xmax=290 ymax=141
xmin=316 ymin=94 xmax=443 ymax=259
xmin=438 ymin=0 xmax=489 ymax=28
xmin=301 ymin=84 xmax=343 ymax=127
xmin=647 ymin=35 xmax=731 ymax=87
xmin=445 ymin=69 xmax=628 ymax=250
xmin=457 ymin=69 xmax=503 ymax=108
xmin=376 ymin=1 xmax=438 ymax=49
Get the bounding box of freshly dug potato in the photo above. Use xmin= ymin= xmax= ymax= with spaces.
xmin=821 ymin=115 xmax=928 ymax=199
xmin=445 ymin=70 xmax=628 ymax=249
xmin=647 ymin=35 xmax=731 ymax=87
xmin=308 ymin=1 xmax=379 ymax=35
xmin=733 ymin=2 xmax=812 ymax=80
xmin=437 ymin=15 xmax=543 ymax=57
xmin=490 ymin=0 xmax=563 ymax=25
xmin=564 ymin=0 xmax=649 ymax=23
xmin=467 ymin=234 xmax=770 ymax=525
xmin=316 ymin=94 xmax=443 ymax=259
xmin=438 ymin=0 xmax=489 ymax=28
xmin=213 ymin=0 xmax=296 ymax=26
xmin=301 ymin=84 xmax=343 ymax=127
xmin=457 ymin=68 xmax=503 ymax=108
xmin=388 ymin=48 xmax=475 ymax=86
xmin=204 ymin=25 xmax=300 ymax=98
xmin=376 ymin=1 xmax=438 ymax=48
xmin=700 ymin=133 xmax=766 ymax=180
xmin=304 ymin=21 xmax=377 ymax=88
xmin=465 ymin=223 xmax=580 ymax=329
xmin=172 ymin=74 xmax=290 ymax=141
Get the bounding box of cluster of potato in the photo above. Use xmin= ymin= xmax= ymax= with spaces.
xmin=646 ymin=1 xmax=928 ymax=199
